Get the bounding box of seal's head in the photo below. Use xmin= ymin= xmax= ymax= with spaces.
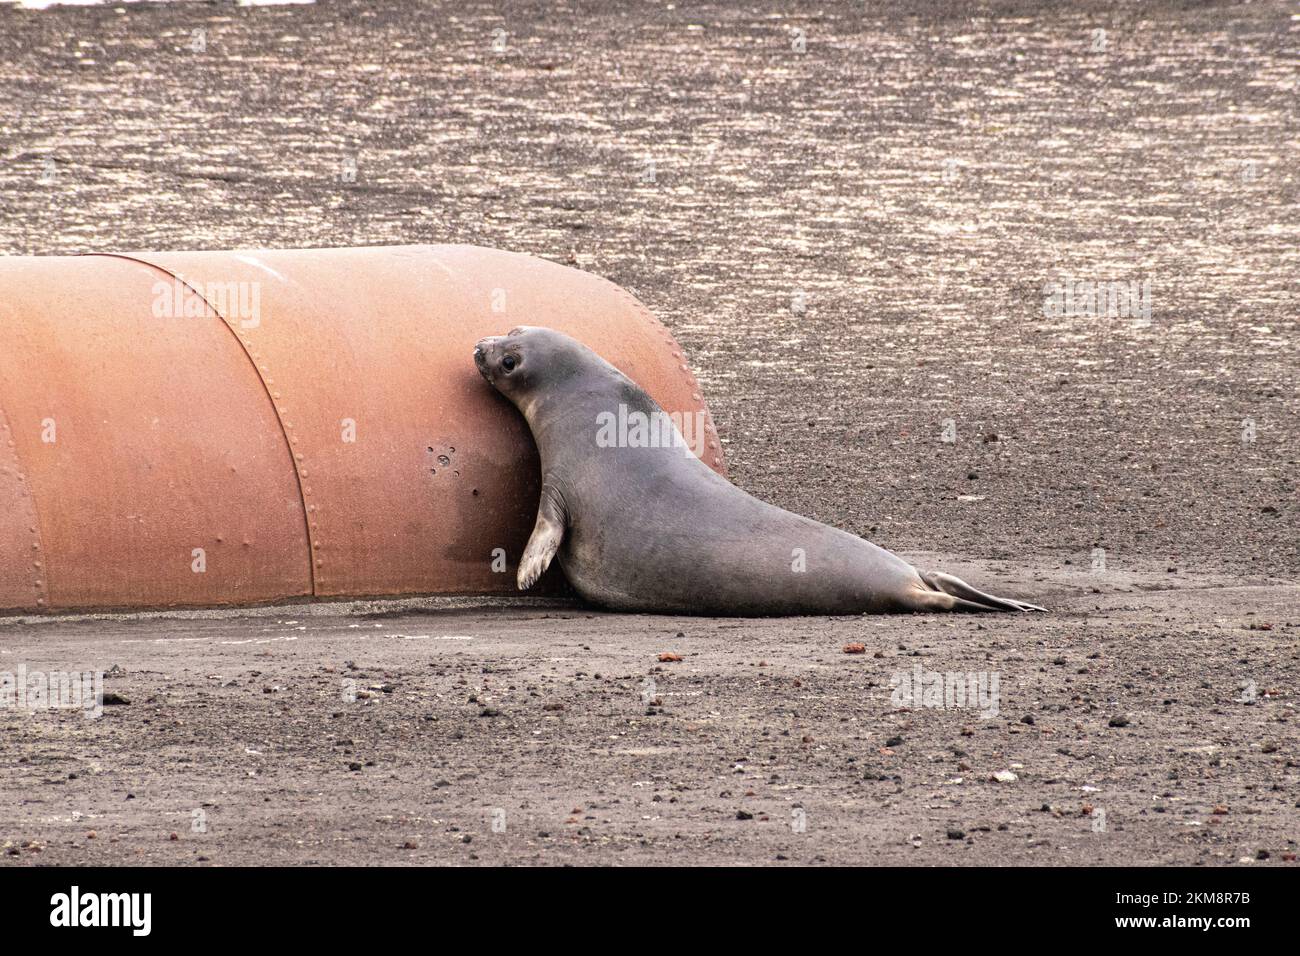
xmin=474 ymin=326 xmax=595 ymax=412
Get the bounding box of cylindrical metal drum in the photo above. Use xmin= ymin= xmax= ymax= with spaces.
xmin=0 ymin=245 xmax=723 ymax=613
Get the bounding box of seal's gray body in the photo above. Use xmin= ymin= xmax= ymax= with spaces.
xmin=475 ymin=328 xmax=1044 ymax=616
xmin=540 ymin=387 xmax=921 ymax=614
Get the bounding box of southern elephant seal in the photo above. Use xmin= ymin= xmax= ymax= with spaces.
xmin=473 ymin=327 xmax=1044 ymax=615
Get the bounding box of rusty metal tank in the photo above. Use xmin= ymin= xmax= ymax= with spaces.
xmin=0 ymin=246 xmax=724 ymax=613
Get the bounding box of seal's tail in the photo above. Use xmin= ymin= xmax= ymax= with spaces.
xmin=918 ymin=570 xmax=1046 ymax=613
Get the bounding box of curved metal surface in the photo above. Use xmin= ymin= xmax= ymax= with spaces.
xmin=0 ymin=245 xmax=724 ymax=612
xmin=0 ymin=255 xmax=312 ymax=611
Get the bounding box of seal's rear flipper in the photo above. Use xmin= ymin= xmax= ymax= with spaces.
xmin=918 ymin=570 xmax=1046 ymax=613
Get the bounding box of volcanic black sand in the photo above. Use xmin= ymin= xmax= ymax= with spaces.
xmin=0 ymin=0 xmax=1295 ymax=865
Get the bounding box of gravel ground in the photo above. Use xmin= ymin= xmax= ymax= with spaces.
xmin=0 ymin=0 xmax=1296 ymax=865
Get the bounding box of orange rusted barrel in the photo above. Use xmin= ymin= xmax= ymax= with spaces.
xmin=0 ymin=246 xmax=724 ymax=613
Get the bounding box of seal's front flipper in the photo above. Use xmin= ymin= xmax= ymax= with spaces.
xmin=518 ymin=487 xmax=566 ymax=591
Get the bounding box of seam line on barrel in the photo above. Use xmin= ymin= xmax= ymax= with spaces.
xmin=82 ymin=253 xmax=318 ymax=597
xmin=0 ymin=397 xmax=49 ymax=611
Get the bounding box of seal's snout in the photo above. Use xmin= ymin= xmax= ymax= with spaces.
xmin=473 ymin=338 xmax=495 ymax=381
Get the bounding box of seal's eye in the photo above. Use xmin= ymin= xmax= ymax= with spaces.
xmin=501 ymin=355 xmax=518 ymax=372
